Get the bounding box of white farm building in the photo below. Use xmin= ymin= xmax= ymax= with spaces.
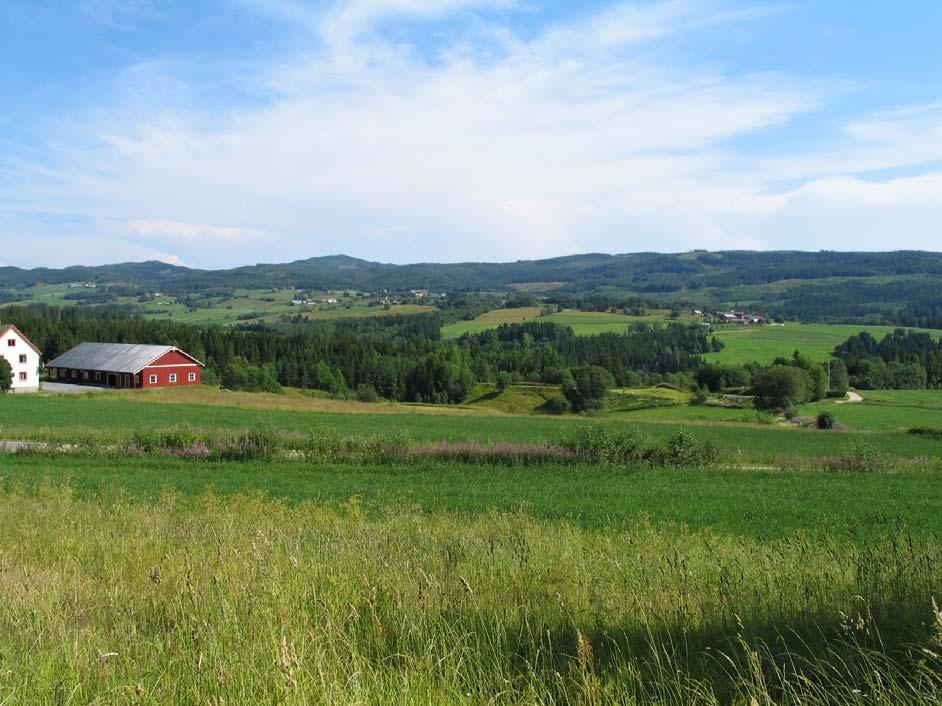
xmin=0 ymin=324 xmax=42 ymax=392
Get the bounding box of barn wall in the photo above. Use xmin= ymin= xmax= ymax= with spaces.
xmin=141 ymin=364 xmax=202 ymax=388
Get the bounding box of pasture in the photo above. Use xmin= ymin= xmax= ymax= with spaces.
xmin=442 ymin=307 xmax=678 ymax=338
xmin=705 ymin=322 xmax=942 ymax=364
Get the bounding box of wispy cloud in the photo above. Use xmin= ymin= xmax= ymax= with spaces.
xmin=2 ymin=0 xmax=941 ymax=266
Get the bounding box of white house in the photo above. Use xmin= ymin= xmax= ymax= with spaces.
xmin=0 ymin=324 xmax=42 ymax=392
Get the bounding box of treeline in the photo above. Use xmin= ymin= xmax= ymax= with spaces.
xmin=2 ymin=305 xmax=708 ymax=403
xmin=834 ymin=329 xmax=942 ymax=389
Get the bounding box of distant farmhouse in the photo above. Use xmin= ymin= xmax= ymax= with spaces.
xmin=714 ymin=311 xmax=764 ymax=325
xmin=0 ymin=324 xmax=42 ymax=392
xmin=46 ymin=343 xmax=204 ymax=389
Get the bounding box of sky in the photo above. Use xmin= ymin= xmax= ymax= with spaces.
xmin=1 ymin=0 xmax=941 ymax=269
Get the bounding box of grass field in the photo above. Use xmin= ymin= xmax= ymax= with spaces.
xmin=3 ymin=387 xmax=942 ymax=463
xmin=3 ymin=389 xmax=942 ymax=702
xmin=705 ymin=323 xmax=942 ymax=364
xmin=1 ymin=458 xmax=941 ymax=702
xmin=442 ymin=307 xmax=679 ymax=338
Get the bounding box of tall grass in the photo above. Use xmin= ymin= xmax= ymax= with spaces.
xmin=0 ymin=481 xmax=940 ymax=704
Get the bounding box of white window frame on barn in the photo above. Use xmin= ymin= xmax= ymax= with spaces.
xmin=149 ymin=374 xmax=157 ymax=384
xmin=169 ymin=373 xmax=177 ymax=383
xmin=188 ymin=372 xmax=196 ymax=382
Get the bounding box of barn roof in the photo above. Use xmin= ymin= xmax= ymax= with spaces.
xmin=45 ymin=342 xmax=203 ymax=374
xmin=0 ymin=324 xmax=42 ymax=355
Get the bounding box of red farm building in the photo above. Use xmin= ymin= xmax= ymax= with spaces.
xmin=45 ymin=342 xmax=204 ymax=389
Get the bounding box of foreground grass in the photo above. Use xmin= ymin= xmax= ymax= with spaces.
xmin=0 ymin=480 xmax=940 ymax=704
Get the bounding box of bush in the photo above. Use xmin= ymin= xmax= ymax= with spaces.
xmin=559 ymin=424 xmax=722 ymax=467
xmin=817 ymin=411 xmax=836 ymax=430
xmin=541 ymin=395 xmax=570 ymax=415
xmin=562 ymin=365 xmax=615 ymax=412
xmin=908 ymin=426 xmax=942 ymax=440
xmin=691 ymin=385 xmax=709 ymax=405
xmin=0 ymin=357 xmax=11 ymax=392
xmin=753 ymin=365 xmax=812 ymax=409
xmin=495 ymin=371 xmax=513 ymax=393
xmin=835 ymin=437 xmax=887 ymax=471
xmin=355 ymin=383 xmax=379 ymax=403
xmin=665 ymin=429 xmax=721 ymax=467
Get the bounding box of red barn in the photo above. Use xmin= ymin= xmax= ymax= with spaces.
xmin=46 ymin=342 xmax=204 ymax=389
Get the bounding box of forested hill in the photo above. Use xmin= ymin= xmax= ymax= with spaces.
xmin=4 ymin=251 xmax=942 ymax=294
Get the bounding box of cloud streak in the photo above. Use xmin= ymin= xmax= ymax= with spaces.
xmin=2 ymin=0 xmax=941 ymax=267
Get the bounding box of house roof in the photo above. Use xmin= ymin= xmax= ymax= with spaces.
xmin=0 ymin=324 xmax=42 ymax=355
xmin=45 ymin=342 xmax=203 ymax=374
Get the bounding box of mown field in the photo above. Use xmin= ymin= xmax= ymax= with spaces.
xmin=705 ymin=322 xmax=942 ymax=364
xmin=442 ymin=307 xmax=680 ymax=338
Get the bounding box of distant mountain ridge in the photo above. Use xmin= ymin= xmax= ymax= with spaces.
xmin=3 ymin=251 xmax=942 ymax=295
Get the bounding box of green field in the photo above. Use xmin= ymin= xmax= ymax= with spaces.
xmin=442 ymin=307 xmax=680 ymax=338
xmin=7 ymin=283 xmax=435 ymax=326
xmin=705 ymin=322 xmax=942 ymax=364
xmin=3 ymin=390 xmax=942 ymax=702
xmin=2 ymin=387 xmax=942 ymax=463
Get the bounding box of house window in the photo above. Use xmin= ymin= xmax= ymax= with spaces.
xmin=19 ymin=372 xmax=27 ymax=381
xmin=18 ymin=354 xmax=26 ymax=364
xmin=169 ymin=373 xmax=177 ymax=383
xmin=188 ymin=372 xmax=196 ymax=382
xmin=7 ymin=338 xmax=14 ymax=347
xmin=83 ymin=371 xmax=89 ymax=380
xmin=149 ymin=374 xmax=157 ymax=384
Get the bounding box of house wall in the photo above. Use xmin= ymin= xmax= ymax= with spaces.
xmin=0 ymin=330 xmax=40 ymax=392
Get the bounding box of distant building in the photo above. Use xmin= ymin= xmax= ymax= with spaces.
xmin=0 ymin=324 xmax=42 ymax=392
xmin=46 ymin=343 xmax=204 ymax=389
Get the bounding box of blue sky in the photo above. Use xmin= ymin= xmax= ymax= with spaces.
xmin=1 ymin=1 xmax=941 ymax=268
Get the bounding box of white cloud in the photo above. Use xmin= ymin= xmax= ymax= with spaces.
xmin=2 ymin=0 xmax=941 ymax=267
xmin=127 ymin=219 xmax=269 ymax=242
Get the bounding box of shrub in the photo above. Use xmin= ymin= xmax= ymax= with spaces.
xmin=541 ymin=395 xmax=570 ymax=415
xmin=495 ymin=371 xmax=513 ymax=393
xmin=834 ymin=437 xmax=887 ymax=471
xmin=562 ymin=366 xmax=615 ymax=412
xmin=560 ymin=424 xmax=722 ymax=467
xmin=909 ymin=426 xmax=942 ymax=440
xmin=355 ymin=383 xmax=379 ymax=403
xmin=0 ymin=357 xmax=12 ymax=392
xmin=753 ymin=365 xmax=812 ymax=409
xmin=817 ymin=411 xmax=836 ymax=430
xmin=691 ymin=385 xmax=709 ymax=405
xmin=665 ymin=429 xmax=721 ymax=467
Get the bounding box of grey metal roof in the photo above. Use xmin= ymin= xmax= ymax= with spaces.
xmin=46 ymin=342 xmax=180 ymax=374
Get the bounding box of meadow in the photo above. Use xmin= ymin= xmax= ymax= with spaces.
xmin=2 ymin=388 xmax=942 ymax=703
xmin=704 ymin=322 xmax=942 ymax=364
xmin=442 ymin=307 xmax=679 ymax=338
xmin=1 ymin=459 xmax=941 ymax=703
xmin=3 ymin=389 xmax=942 ymax=463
